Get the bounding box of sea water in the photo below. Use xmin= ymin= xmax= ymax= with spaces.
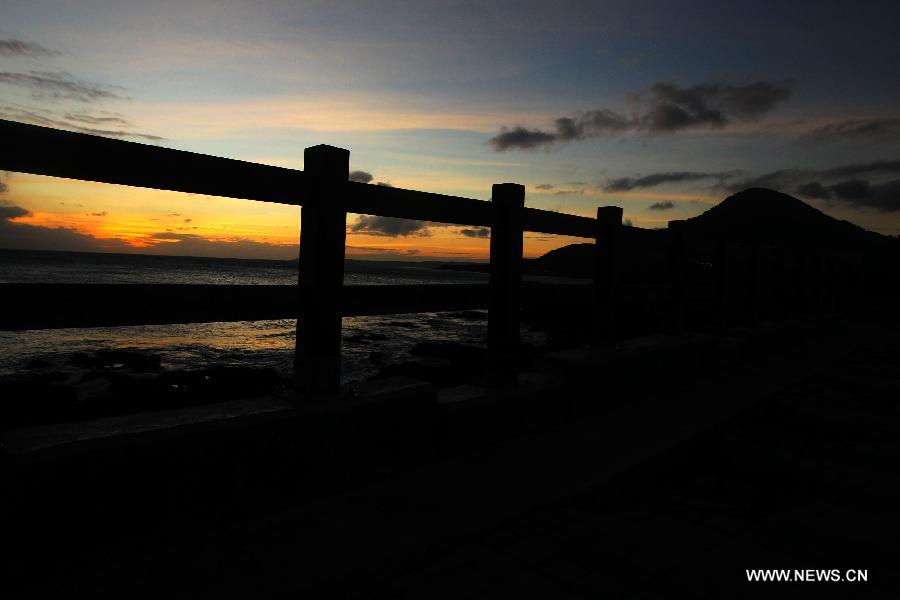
xmin=0 ymin=249 xmax=545 ymax=383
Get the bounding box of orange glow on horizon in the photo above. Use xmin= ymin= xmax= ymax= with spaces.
xmin=4 ymin=172 xmax=581 ymax=261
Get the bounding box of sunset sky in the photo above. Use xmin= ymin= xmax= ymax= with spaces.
xmin=1 ymin=0 xmax=899 ymax=260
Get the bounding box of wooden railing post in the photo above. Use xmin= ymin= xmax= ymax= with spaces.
xmin=667 ymin=220 xmax=686 ymax=334
xmin=487 ymin=183 xmax=525 ymax=385
xmin=593 ymin=206 xmax=622 ymax=348
xmin=295 ymin=144 xmax=349 ymax=397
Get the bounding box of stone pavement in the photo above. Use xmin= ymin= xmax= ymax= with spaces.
xmin=10 ymin=313 xmax=897 ymax=599
xmin=362 ymin=318 xmax=900 ymax=599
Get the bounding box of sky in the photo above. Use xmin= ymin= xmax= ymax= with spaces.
xmin=1 ymin=0 xmax=899 ymax=261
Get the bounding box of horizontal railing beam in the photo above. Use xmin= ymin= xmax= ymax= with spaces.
xmin=0 ymin=282 xmax=718 ymax=331
xmin=344 ymin=181 xmax=492 ymax=226
xmin=522 ymin=207 xmax=596 ymax=238
xmin=0 ymin=283 xmax=485 ymax=330
xmin=0 ymin=120 xmax=599 ymax=236
xmin=0 ymin=119 xmax=306 ymax=204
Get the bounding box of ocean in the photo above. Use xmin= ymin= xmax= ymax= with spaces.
xmin=0 ymin=249 xmax=548 ymax=384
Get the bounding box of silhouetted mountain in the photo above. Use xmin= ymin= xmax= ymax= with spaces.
xmin=530 ymin=188 xmax=891 ymax=278
xmin=681 ymin=187 xmax=886 ymax=247
xmin=527 ymin=225 xmax=665 ymax=280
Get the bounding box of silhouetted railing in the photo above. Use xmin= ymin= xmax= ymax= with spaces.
xmin=0 ymin=119 xmax=616 ymax=396
xmin=0 ymin=119 xmax=862 ymax=398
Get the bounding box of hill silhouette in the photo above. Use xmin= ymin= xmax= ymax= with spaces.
xmin=680 ymin=187 xmax=886 ymax=247
xmin=529 ymin=187 xmax=890 ymax=279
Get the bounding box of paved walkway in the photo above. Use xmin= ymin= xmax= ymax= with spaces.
xmin=12 ymin=313 xmax=897 ymax=598
xmin=367 ymin=317 xmax=900 ymax=599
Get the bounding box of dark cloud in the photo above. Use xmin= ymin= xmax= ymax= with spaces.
xmin=535 ymin=183 xmax=555 ymax=190
xmin=89 ymin=211 xmax=108 ymax=217
xmin=184 ymin=218 xmax=192 ymax=223
xmin=345 ymin=245 xmax=438 ymax=261
xmin=727 ymin=161 xmax=900 ymax=193
xmin=0 ymin=71 xmax=126 ymax=102
xmin=722 ymin=159 xmax=900 ymax=212
xmin=63 ymin=112 xmax=131 ymax=126
xmin=0 ymin=201 xmax=31 ymax=220
xmin=0 ymin=202 xmax=297 ymax=259
xmin=796 ymin=182 xmax=830 ymax=199
xmin=820 ymin=160 xmax=900 ymax=179
xmin=648 ymin=201 xmax=675 ymax=211
xmin=0 ymin=105 xmax=165 ymax=141
xmin=0 ymin=205 xmax=133 ymax=253
xmin=490 ymin=79 xmax=792 ymax=151
xmin=724 ymin=168 xmax=806 ymax=192
xmin=376 ymin=181 xmax=393 ymax=187
xmin=459 ymin=227 xmax=490 ymax=238
xmin=488 ymin=127 xmax=557 ymax=151
xmin=0 ymin=180 xmax=7 ymax=194
xmin=604 ymin=171 xmax=718 ymax=192
xmin=800 ymin=118 xmax=900 ymax=144
xmin=349 ymin=170 xmax=373 ymax=183
xmin=0 ymin=39 xmax=59 ymax=57
xmin=142 ymin=232 xmax=297 ymax=259
xmin=553 ymin=188 xmax=583 ymax=196
xmin=350 ymin=215 xmax=429 ymax=237
xmin=803 ymin=179 xmax=900 ymax=212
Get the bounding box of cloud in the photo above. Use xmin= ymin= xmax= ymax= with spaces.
xmin=799 ymin=118 xmax=900 ymax=144
xmin=346 ymin=245 xmax=428 ymax=260
xmin=0 ymin=105 xmax=165 ymax=141
xmin=143 ymin=232 xmax=297 ymax=259
xmin=349 ymin=170 xmax=373 ymax=183
xmin=459 ymin=227 xmax=490 ymax=238
xmin=0 ymin=71 xmax=126 ymax=102
xmin=350 ymin=215 xmax=429 ymax=237
xmin=535 ymin=183 xmax=555 ymax=190
xmin=89 ymin=211 xmax=108 ymax=217
xmin=724 ymin=159 xmax=900 ymax=212
xmin=184 ymin=218 xmax=192 ymax=223
xmin=796 ymin=182 xmax=830 ymax=199
xmin=490 ymin=79 xmax=792 ymax=151
xmin=726 ymin=160 xmax=900 ymax=193
xmin=488 ymin=127 xmax=557 ymax=151
xmin=819 ymin=160 xmax=900 ymax=179
xmin=603 ymin=171 xmax=719 ymax=192
xmin=63 ymin=112 xmax=131 ymax=126
xmin=724 ymin=168 xmax=806 ymax=192
xmin=641 ymin=80 xmax=791 ymax=131
xmin=0 ymin=204 xmax=134 ymax=253
xmin=0 ymin=39 xmax=59 ymax=57
xmin=553 ymin=188 xmax=583 ymax=196
xmin=0 ymin=202 xmax=298 ymax=259
xmin=0 ymin=180 xmax=7 ymax=194
xmin=800 ymin=179 xmax=900 ymax=212
xmin=348 ymin=171 xmax=393 ymax=186
xmin=648 ymin=201 xmax=675 ymax=211
xmin=0 ymin=201 xmax=31 ymax=220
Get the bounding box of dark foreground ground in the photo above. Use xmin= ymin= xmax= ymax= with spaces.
xmin=7 ymin=310 xmax=899 ymax=599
